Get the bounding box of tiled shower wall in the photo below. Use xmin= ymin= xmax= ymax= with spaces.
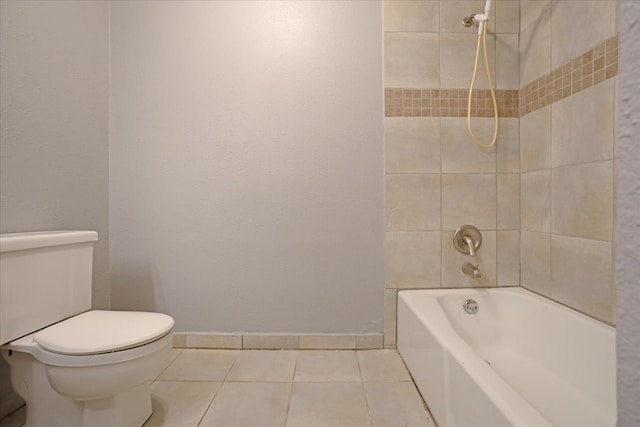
xmin=383 ymin=0 xmax=618 ymax=346
xmin=519 ymin=0 xmax=617 ymax=324
xmin=383 ymin=0 xmax=521 ymax=347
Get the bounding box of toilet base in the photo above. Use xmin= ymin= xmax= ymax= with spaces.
xmin=4 ymin=350 xmax=154 ymax=427
xmin=80 ymin=382 xmax=152 ymax=427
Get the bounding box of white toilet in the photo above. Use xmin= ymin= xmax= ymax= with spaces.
xmin=0 ymin=231 xmax=175 ymax=427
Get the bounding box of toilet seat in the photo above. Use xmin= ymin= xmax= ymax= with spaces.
xmin=34 ymin=310 xmax=174 ymax=355
xmin=3 ymin=311 xmax=174 ymax=368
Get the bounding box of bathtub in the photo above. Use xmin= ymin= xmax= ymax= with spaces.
xmin=397 ymin=287 xmax=615 ymax=427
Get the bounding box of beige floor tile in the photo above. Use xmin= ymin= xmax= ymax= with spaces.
xmin=155 ymin=348 xmax=185 ymax=379
xmin=357 ymin=350 xmax=411 ymax=382
xmin=145 ymin=381 xmax=221 ymax=427
xmin=364 ymin=382 xmax=435 ymax=427
xmin=294 ymin=350 xmax=361 ymax=382
xmin=225 ymin=350 xmax=298 ymax=382
xmin=0 ymin=407 xmax=25 ymax=427
xmin=157 ymin=349 xmax=239 ymax=381
xmin=286 ymin=382 xmax=371 ymax=427
xmin=199 ymin=382 xmax=291 ymax=427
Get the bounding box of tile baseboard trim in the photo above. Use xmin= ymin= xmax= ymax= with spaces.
xmin=173 ymin=333 xmax=384 ymax=350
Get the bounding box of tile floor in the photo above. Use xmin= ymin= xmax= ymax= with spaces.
xmin=0 ymin=349 xmax=436 ymax=427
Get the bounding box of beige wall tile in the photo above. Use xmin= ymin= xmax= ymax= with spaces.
xmin=613 ymin=157 xmax=618 ymax=237
xmin=364 ymin=382 xmax=436 ymax=427
xmin=442 ymin=229 xmax=496 ymax=287
xmin=521 ymin=170 xmax=550 ymax=232
xmin=441 ymin=118 xmax=497 ymax=173
xmin=520 ymin=106 xmax=551 ymax=172
xmin=551 ymin=0 xmax=617 ymax=69
xmin=497 ymin=230 xmax=519 ymax=286
xmin=384 ymin=0 xmax=439 ymax=32
xmin=199 ymin=383 xmax=291 ymax=427
xmin=442 ymin=174 xmax=497 ymax=230
xmin=496 ymin=34 xmax=520 ymax=89
xmin=298 ymin=335 xmax=357 ymax=350
xmin=242 ymin=335 xmax=299 ymax=349
xmin=385 ymin=33 xmax=440 ymax=87
xmin=384 ymin=289 xmax=398 ymax=347
xmin=551 ymin=79 xmax=615 ymax=168
xmin=440 ymin=0 xmax=494 ymax=33
xmin=520 ymin=8 xmax=550 ymax=86
xmin=385 ymin=118 xmax=441 ymax=173
xmin=385 ymin=231 xmax=442 ymax=288
xmin=520 ymin=0 xmax=550 ymax=32
xmin=497 ymin=173 xmax=520 ymax=230
xmin=497 ymin=118 xmax=520 ymax=173
xmin=440 ymin=32 xmax=496 ymax=89
xmin=614 ymin=77 xmax=618 ymax=158
xmin=520 ymin=231 xmax=551 ymax=296
xmin=611 ymin=265 xmax=617 ymax=325
xmin=551 ymin=161 xmax=614 ymax=241
xmin=356 ymin=334 xmax=384 ymax=349
xmin=386 ymin=174 xmax=441 ymax=230
xmin=550 ymin=235 xmax=613 ymax=323
xmin=186 ymin=333 xmax=242 ymax=349
xmin=495 ymin=0 xmax=520 ymax=34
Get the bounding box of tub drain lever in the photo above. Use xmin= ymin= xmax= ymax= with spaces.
xmin=463 ymin=299 xmax=479 ymax=314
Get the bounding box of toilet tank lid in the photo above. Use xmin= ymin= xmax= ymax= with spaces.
xmin=0 ymin=231 xmax=98 ymax=253
xmin=34 ymin=310 xmax=175 ymax=355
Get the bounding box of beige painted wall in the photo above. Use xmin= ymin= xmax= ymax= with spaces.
xmin=0 ymin=0 xmax=110 ymax=417
xmin=109 ymin=1 xmax=385 ymax=334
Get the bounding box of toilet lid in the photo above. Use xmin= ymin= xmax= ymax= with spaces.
xmin=33 ymin=310 xmax=175 ymax=355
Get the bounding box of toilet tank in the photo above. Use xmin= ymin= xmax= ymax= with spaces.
xmin=0 ymin=231 xmax=98 ymax=346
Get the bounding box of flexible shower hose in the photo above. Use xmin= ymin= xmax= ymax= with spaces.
xmin=467 ymin=22 xmax=499 ymax=149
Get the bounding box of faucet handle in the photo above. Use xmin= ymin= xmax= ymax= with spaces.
xmin=453 ymin=225 xmax=483 ymax=256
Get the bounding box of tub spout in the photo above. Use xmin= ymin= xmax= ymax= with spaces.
xmin=462 ymin=262 xmax=482 ymax=279
xmin=463 ymin=235 xmax=476 ymax=256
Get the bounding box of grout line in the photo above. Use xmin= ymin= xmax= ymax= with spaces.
xmin=195 ymin=381 xmax=224 ymax=427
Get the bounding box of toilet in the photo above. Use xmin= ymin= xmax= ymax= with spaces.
xmin=0 ymin=231 xmax=175 ymax=427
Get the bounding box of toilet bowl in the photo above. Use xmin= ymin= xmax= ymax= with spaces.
xmin=0 ymin=231 xmax=176 ymax=427
xmin=2 ymin=317 xmax=174 ymax=427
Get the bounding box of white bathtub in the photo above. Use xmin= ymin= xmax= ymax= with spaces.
xmin=397 ymin=287 xmax=615 ymax=427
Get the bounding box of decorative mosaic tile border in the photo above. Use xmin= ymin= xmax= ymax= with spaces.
xmin=385 ymin=35 xmax=618 ymax=119
xmin=384 ymin=88 xmax=519 ymax=118
xmin=173 ymin=333 xmax=384 ymax=350
xmin=519 ymin=35 xmax=618 ymax=116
